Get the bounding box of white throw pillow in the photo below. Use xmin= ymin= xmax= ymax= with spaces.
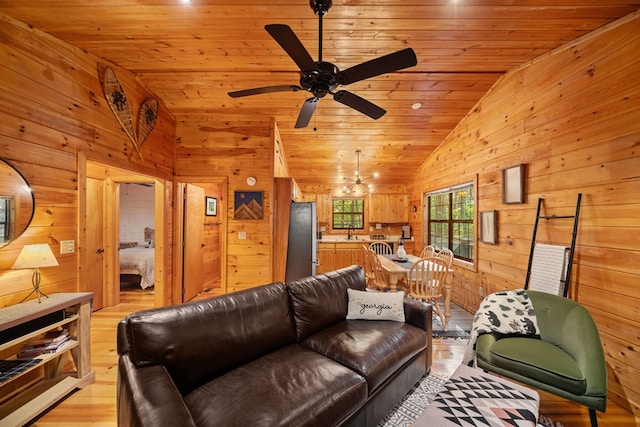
xmin=346 ymin=288 xmax=405 ymax=322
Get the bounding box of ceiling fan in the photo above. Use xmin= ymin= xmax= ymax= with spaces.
xmin=228 ymin=0 xmax=418 ymax=129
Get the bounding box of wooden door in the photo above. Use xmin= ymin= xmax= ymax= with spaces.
xmin=183 ymin=184 xmax=205 ymax=302
xmin=84 ymin=177 xmax=104 ymax=310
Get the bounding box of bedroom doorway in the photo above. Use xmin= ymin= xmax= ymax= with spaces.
xmin=80 ymin=157 xmax=166 ymax=310
xmin=118 ymin=183 xmax=156 ymax=296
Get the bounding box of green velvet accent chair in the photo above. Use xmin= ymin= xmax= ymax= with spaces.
xmin=475 ymin=290 xmax=607 ymax=427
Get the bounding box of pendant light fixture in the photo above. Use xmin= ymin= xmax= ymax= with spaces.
xmin=342 ymin=150 xmax=378 ymax=194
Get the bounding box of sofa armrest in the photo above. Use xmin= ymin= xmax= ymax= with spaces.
xmin=117 ymin=319 xmax=128 ymax=355
xmin=403 ymin=298 xmax=432 ymax=334
xmin=118 ymin=355 xmax=197 ymax=427
xmin=403 ymin=298 xmax=433 ymax=372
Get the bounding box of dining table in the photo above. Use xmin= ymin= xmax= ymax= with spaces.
xmin=376 ymin=253 xmax=454 ymax=325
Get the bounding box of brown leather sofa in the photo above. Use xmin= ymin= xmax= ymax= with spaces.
xmin=117 ymin=265 xmax=433 ymax=427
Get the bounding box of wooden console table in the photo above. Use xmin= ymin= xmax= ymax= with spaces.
xmin=0 ymin=292 xmax=95 ymax=425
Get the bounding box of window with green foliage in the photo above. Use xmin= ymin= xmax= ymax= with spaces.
xmin=0 ymin=198 xmax=9 ymax=244
xmin=333 ymin=198 xmax=365 ymax=229
xmin=425 ymin=182 xmax=474 ymax=262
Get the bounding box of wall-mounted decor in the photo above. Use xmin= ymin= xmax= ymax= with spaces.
xmin=480 ymin=210 xmax=498 ymax=244
xmin=502 ymin=164 xmax=526 ymax=204
xmin=137 ymin=97 xmax=158 ymax=149
xmin=98 ymin=64 xmax=158 ymax=160
xmin=234 ymin=191 xmax=263 ymax=219
xmin=206 ymin=197 xmax=217 ymax=217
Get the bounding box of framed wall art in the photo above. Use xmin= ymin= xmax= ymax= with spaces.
xmin=502 ymin=164 xmax=526 ymax=204
xmin=480 ymin=210 xmax=498 ymax=244
xmin=205 ymin=197 xmax=217 ymax=216
xmin=234 ymin=191 xmax=264 ymax=219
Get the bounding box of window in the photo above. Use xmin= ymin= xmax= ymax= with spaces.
xmin=0 ymin=197 xmax=10 ymax=244
xmin=333 ymin=198 xmax=365 ymax=229
xmin=425 ymin=182 xmax=474 ymax=262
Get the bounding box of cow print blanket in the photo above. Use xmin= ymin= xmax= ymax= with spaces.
xmin=463 ymin=289 xmax=539 ymax=367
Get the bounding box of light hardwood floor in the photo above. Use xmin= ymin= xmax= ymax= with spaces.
xmin=30 ymin=289 xmax=639 ymax=426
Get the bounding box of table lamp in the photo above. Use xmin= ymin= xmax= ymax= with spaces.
xmin=11 ymin=243 xmax=59 ymax=303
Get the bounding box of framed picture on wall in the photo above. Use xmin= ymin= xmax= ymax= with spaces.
xmin=502 ymin=164 xmax=526 ymax=204
xmin=205 ymin=196 xmax=217 ymax=216
xmin=234 ymin=191 xmax=264 ymax=219
xmin=480 ymin=210 xmax=498 ymax=244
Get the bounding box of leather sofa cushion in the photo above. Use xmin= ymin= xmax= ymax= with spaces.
xmin=124 ymin=282 xmax=296 ymax=394
xmin=288 ymin=265 xmax=366 ymax=341
xmin=302 ymin=320 xmax=428 ymax=393
xmin=487 ymin=336 xmax=587 ymax=395
xmin=184 ymin=344 xmax=367 ymax=427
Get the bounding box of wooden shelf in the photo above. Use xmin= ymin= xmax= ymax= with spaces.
xmin=0 ymin=340 xmax=79 ymax=386
xmin=0 ymin=315 xmax=78 ymax=354
xmin=0 ymin=293 xmax=94 ymax=425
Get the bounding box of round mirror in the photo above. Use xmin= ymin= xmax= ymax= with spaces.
xmin=0 ymin=159 xmax=35 ymax=248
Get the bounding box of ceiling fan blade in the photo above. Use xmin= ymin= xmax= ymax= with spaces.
xmin=338 ymin=48 xmax=417 ymax=85
xmin=228 ymin=85 xmax=301 ymax=98
xmin=295 ymin=98 xmax=320 ymax=128
xmin=265 ymin=24 xmax=319 ymax=72
xmin=333 ymin=91 xmax=386 ymax=120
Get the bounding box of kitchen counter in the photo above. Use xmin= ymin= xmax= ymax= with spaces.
xmin=320 ymin=237 xmax=400 ymax=244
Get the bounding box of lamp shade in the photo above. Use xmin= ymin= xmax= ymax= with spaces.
xmin=11 ymin=244 xmax=59 ymax=270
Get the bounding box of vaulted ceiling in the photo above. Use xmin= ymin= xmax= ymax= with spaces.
xmin=1 ymin=1 xmax=638 ymax=192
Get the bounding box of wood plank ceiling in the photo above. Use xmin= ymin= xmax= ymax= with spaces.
xmin=1 ymin=0 xmax=638 ymax=192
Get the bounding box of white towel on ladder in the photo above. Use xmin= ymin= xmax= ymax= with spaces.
xmin=529 ymin=243 xmax=569 ymax=296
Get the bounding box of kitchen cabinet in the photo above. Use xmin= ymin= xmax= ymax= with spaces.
xmin=320 ymin=242 xmax=365 ymax=272
xmin=368 ymin=194 xmax=409 ymax=223
xmin=317 ymin=243 xmax=335 ymax=273
xmin=316 ymin=194 xmax=332 ymax=224
xmin=335 ymin=245 xmax=354 ymax=268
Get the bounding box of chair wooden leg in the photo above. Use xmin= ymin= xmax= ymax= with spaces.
xmin=431 ymin=301 xmax=447 ymax=331
xmin=588 ymin=408 xmax=598 ymax=427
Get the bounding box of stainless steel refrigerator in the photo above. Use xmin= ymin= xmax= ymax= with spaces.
xmin=285 ymin=202 xmax=317 ymax=282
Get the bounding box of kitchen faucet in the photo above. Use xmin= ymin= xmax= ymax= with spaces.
xmin=347 ymin=224 xmax=354 ymax=240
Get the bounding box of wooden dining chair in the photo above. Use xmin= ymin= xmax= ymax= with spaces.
xmin=369 ymin=241 xmax=393 ymax=255
xmin=407 ymin=257 xmax=450 ymax=330
xmin=370 ymin=249 xmax=392 ymax=291
xmin=420 ymin=244 xmax=437 ymax=258
xmin=361 ymin=244 xmax=376 ymax=289
xmin=436 ymin=248 xmax=454 ymax=268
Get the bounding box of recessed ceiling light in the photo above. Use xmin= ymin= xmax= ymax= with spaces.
xmin=411 ymin=103 xmax=422 ymax=110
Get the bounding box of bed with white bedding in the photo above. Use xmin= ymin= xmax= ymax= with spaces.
xmin=119 ymin=246 xmax=155 ymax=289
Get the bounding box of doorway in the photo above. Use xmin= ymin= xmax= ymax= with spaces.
xmin=80 ymin=157 xmax=166 ymax=310
xmin=175 ymin=178 xmax=227 ymax=302
xmin=118 ymin=182 xmax=157 ymax=297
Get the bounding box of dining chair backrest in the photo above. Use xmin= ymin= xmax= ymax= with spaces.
xmin=369 ymin=241 xmax=393 ymax=255
xmin=436 ymin=248 xmax=454 ymax=268
xmin=408 ymin=257 xmax=449 ymax=299
xmin=361 ymin=244 xmax=376 ymax=288
xmin=420 ymin=244 xmax=437 ymax=258
xmin=370 ymin=249 xmax=390 ymax=291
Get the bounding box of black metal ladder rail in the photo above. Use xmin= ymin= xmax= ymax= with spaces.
xmin=524 ymin=193 xmax=582 ymax=297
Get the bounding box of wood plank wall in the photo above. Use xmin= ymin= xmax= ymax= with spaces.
xmin=407 ymin=12 xmax=640 ymax=416
xmin=0 ymin=13 xmax=176 ymax=307
xmin=174 ymin=115 xmax=276 ymax=292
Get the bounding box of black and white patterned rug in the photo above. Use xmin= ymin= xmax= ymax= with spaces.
xmin=379 ymin=372 xmax=448 ymax=426
xmin=378 ymin=373 xmax=563 ymax=427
